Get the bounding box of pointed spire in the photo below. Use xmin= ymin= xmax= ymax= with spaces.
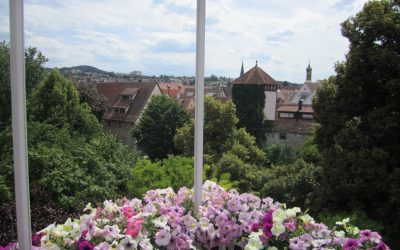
xmin=240 ymin=61 xmax=244 ymax=76
xmin=306 ymin=60 xmax=312 ymax=82
xmin=256 ymin=60 xmax=258 ymax=67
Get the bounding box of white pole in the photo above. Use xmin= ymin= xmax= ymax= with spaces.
xmin=10 ymin=0 xmax=32 ymax=249
xmin=194 ymin=0 xmax=206 ymax=212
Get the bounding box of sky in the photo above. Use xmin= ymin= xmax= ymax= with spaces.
xmin=0 ymin=0 xmax=369 ymax=83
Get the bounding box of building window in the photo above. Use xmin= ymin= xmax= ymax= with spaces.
xmin=107 ymin=121 xmax=111 ymax=127
xmin=121 ymin=95 xmax=130 ymax=100
xmin=114 ymin=108 xmax=126 ymax=114
xmin=279 ymin=133 xmax=286 ymax=140
xmin=279 ymin=112 xmax=294 ymax=118
xmin=118 ymin=122 xmax=121 ymax=128
xmin=302 ymin=113 xmax=314 ymax=119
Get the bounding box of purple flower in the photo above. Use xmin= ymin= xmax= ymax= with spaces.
xmin=376 ymin=240 xmax=390 ymax=250
xmin=343 ymin=238 xmax=359 ymax=250
xmin=32 ymin=233 xmax=43 ymax=246
xmin=284 ymin=221 xmax=296 ymax=232
xmin=78 ymin=240 xmax=94 ymax=250
xmin=155 ymin=229 xmax=172 ymax=246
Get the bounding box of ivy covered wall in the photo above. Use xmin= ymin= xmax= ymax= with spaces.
xmin=232 ymin=84 xmax=266 ymax=145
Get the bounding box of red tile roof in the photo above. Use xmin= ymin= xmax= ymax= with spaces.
xmin=120 ymin=87 xmax=139 ymax=96
xmin=232 ymin=64 xmax=276 ymax=85
xmin=96 ymin=81 xmax=158 ymax=123
xmin=277 ymin=104 xmax=314 ymax=113
xmin=271 ymin=119 xmax=316 ymax=134
xmin=159 ymin=83 xmax=183 ymax=98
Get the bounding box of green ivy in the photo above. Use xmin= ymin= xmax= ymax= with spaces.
xmin=232 ymin=84 xmax=266 ymax=145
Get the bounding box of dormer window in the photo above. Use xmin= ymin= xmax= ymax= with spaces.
xmin=121 ymin=95 xmax=131 ymax=100
xmin=114 ymin=107 xmax=127 ymax=114
xmin=119 ymin=87 xmax=139 ymax=101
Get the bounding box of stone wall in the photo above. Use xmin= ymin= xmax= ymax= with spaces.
xmin=266 ymin=132 xmax=308 ymax=148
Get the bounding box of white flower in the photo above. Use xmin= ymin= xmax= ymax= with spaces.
xmin=336 ymin=217 xmax=350 ymax=226
xmin=300 ymin=214 xmax=315 ymax=224
xmin=155 ymin=229 xmax=172 ymax=246
xmin=272 ymin=209 xmax=287 ymax=224
xmin=103 ymin=200 xmax=120 ymax=216
xmin=284 ymin=207 xmax=301 ymax=218
xmin=271 ymin=222 xmax=286 ymax=236
xmin=153 ymin=215 xmax=169 ymax=228
xmin=94 ymin=242 xmax=112 ymax=250
xmin=199 ymin=217 xmax=210 ymax=231
xmin=84 ymin=203 xmax=93 ymax=212
xmin=245 ymin=230 xmax=263 ymax=250
xmin=139 ymin=238 xmax=153 ymax=250
xmin=334 ymin=230 xmax=346 ymax=238
xmin=183 ymin=215 xmax=198 ymax=232
xmin=118 ymin=235 xmax=138 ymax=250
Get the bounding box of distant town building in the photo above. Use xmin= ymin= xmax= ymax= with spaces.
xmin=232 ymin=61 xmax=278 ymax=121
xmin=96 ymin=81 xmax=161 ymax=147
xmin=266 ymin=62 xmax=320 ymax=147
xmin=131 ymin=71 xmax=142 ymax=77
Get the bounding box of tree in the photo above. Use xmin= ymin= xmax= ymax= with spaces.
xmin=132 ymin=95 xmax=191 ymax=160
xmin=29 ymin=69 xmax=101 ymax=139
xmin=175 ymin=97 xmax=266 ymax=192
xmin=260 ymin=159 xmax=321 ymax=209
xmin=0 ymin=41 xmax=48 ymax=131
xmin=74 ymin=81 xmax=108 ymax=121
xmin=313 ymin=1 xmax=400 ymax=246
xmin=175 ymin=97 xmax=264 ymax=163
xmin=128 ymin=156 xmax=208 ymax=198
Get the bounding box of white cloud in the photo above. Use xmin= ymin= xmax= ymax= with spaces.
xmin=0 ymin=0 xmax=370 ymax=82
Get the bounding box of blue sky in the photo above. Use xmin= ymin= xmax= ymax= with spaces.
xmin=0 ymin=0 xmax=368 ymax=82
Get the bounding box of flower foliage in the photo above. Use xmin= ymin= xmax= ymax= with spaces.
xmin=2 ymin=181 xmax=390 ymax=249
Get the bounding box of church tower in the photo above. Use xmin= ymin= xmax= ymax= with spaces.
xmin=240 ymin=61 xmax=244 ymax=76
xmin=306 ymin=61 xmax=312 ymax=82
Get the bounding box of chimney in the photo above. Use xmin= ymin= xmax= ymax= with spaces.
xmin=295 ymin=100 xmax=303 ymax=121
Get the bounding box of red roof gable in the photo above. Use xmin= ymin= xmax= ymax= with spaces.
xmin=232 ymin=63 xmax=276 ymax=85
xmin=96 ymin=81 xmax=158 ymax=123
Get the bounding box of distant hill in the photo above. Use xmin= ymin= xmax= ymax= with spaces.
xmin=46 ymin=65 xmax=109 ymax=75
xmin=276 ymin=81 xmax=301 ymax=88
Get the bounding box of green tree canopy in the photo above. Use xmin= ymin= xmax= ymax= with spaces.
xmin=132 ymin=95 xmax=191 ymax=160
xmin=313 ymin=0 xmax=400 ymax=246
xmin=0 ymin=41 xmax=48 ymax=131
xmin=29 ymin=69 xmax=101 ymax=139
xmin=128 ymin=156 xmax=208 ymax=198
xmin=175 ymin=97 xmax=264 ymax=164
xmin=74 ymin=81 xmax=108 ymax=121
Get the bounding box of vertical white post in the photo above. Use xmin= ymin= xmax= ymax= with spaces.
xmin=10 ymin=0 xmax=32 ymax=249
xmin=194 ymin=0 xmax=206 ymax=212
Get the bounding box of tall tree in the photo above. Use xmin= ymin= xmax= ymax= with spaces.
xmin=74 ymin=81 xmax=108 ymax=121
xmin=313 ymin=1 xmax=400 ymax=246
xmin=132 ymin=95 xmax=191 ymax=160
xmin=29 ymin=69 xmax=101 ymax=139
xmin=0 ymin=41 xmax=47 ymax=131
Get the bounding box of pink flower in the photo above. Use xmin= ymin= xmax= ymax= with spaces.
xmin=284 ymin=221 xmax=296 ymax=232
xmin=251 ymin=223 xmax=259 ymax=232
xmin=122 ymin=206 xmax=137 ymax=219
xmin=125 ymin=219 xmax=143 ymax=237
xmin=155 ymin=229 xmax=172 ymax=246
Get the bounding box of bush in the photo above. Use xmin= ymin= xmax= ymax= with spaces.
xmin=128 ymin=156 xmax=208 ymax=198
xmin=260 ymin=159 xmax=321 ymax=209
xmin=0 ymin=183 xmax=72 ymax=246
xmin=318 ymin=210 xmax=384 ymax=234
